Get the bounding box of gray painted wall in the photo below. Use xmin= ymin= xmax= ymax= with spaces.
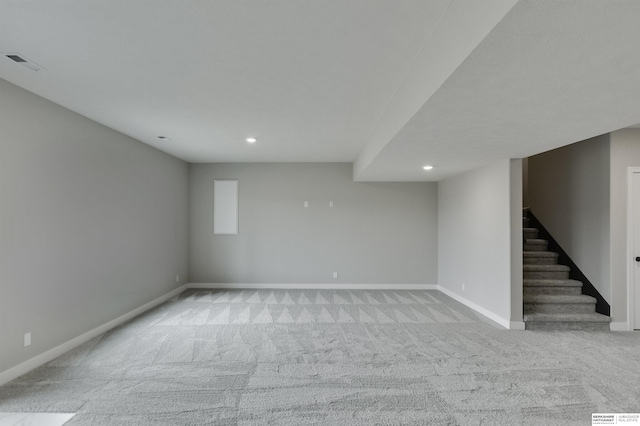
xmin=437 ymin=159 xmax=515 ymax=324
xmin=190 ymin=163 xmax=437 ymax=284
xmin=527 ymin=135 xmax=611 ymax=303
xmin=510 ymin=159 xmax=524 ymax=325
xmin=0 ymin=79 xmax=189 ymax=374
xmin=522 ymin=158 xmax=529 ymax=207
xmin=609 ymin=128 xmax=640 ymax=325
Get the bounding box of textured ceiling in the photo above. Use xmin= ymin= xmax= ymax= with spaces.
xmin=355 ymin=0 xmax=640 ymax=181
xmin=1 ymin=1 xmax=639 ymax=181
xmin=0 ymin=0 xmax=451 ymax=162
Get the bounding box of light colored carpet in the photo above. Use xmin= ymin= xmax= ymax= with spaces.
xmin=1 ymin=289 xmax=639 ymax=425
xmin=0 ymin=412 xmax=75 ymax=426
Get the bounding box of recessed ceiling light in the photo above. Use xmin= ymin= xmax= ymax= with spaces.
xmin=246 ymin=137 xmax=257 ymax=143
xmin=423 ymin=165 xmax=433 ymax=171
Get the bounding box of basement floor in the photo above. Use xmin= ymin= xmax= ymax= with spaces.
xmin=0 ymin=289 xmax=639 ymax=425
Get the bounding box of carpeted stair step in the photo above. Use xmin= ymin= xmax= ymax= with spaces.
xmin=523 ymin=264 xmax=570 ymax=279
xmin=524 ymin=294 xmax=597 ymax=314
xmin=523 ymin=251 xmax=559 ymax=265
xmin=524 ymin=286 xmax=582 ymax=296
xmin=523 ymin=312 xmax=610 ymax=331
xmin=523 ymin=228 xmax=539 ymax=240
xmin=523 ymin=279 xmax=583 ymax=295
xmin=524 ymin=238 xmax=548 ymax=252
xmin=521 ymin=208 xmax=611 ymax=331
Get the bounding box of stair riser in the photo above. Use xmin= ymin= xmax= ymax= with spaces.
xmin=523 ymin=218 xmax=530 ymax=227
xmin=523 ymin=257 xmax=559 ymax=265
xmin=524 ymin=279 xmax=582 ymax=287
xmin=524 ymin=271 xmax=570 ymax=279
xmin=524 ymin=303 xmax=595 ymax=314
xmin=524 ymin=242 xmax=548 ymax=251
xmin=525 ymin=322 xmax=610 ymax=331
xmin=523 ymin=230 xmax=538 ymax=239
xmin=524 ymin=287 xmax=582 ymax=296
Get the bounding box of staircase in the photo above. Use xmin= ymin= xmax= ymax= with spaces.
xmin=523 ymin=209 xmax=610 ymax=331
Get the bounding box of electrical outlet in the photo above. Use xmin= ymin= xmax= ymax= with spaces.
xmin=304 ymin=201 xmax=309 ymax=208
xmin=333 ymin=272 xmax=338 ymax=279
xmin=329 ymin=201 xmax=334 ymax=207
xmin=462 ymin=283 xmax=465 ymax=291
xmin=176 ymin=275 xmax=180 ymax=282
xmin=24 ymin=332 xmax=31 ymax=347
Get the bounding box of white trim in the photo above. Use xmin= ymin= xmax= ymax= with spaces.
xmin=610 ymin=321 xmax=631 ymax=332
xmin=509 ymin=321 xmax=526 ymax=330
xmin=0 ymin=284 xmax=188 ymax=387
xmin=627 ymin=167 xmax=640 ymax=331
xmin=188 ymin=283 xmax=438 ymax=290
xmin=437 ymin=285 xmax=511 ymax=329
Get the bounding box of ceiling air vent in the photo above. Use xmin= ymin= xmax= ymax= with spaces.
xmin=3 ymin=53 xmax=44 ymax=72
xmin=7 ymin=54 xmax=26 ymax=63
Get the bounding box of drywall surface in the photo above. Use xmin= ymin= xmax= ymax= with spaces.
xmin=510 ymin=159 xmax=523 ymax=326
xmin=0 ymin=79 xmax=189 ymax=374
xmin=528 ymin=135 xmax=611 ymax=302
xmin=610 ymin=128 xmax=640 ymax=325
xmin=438 ymin=159 xmax=513 ymax=324
xmin=522 ymin=157 xmax=529 ymax=207
xmin=190 ymin=163 xmax=437 ymax=284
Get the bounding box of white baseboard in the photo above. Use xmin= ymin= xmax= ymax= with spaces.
xmin=188 ymin=283 xmax=438 ymax=290
xmin=437 ymin=286 xmax=512 ymax=329
xmin=0 ymin=284 xmax=188 ymax=387
xmin=509 ymin=321 xmax=526 ymax=330
xmin=610 ymin=321 xmax=631 ymax=331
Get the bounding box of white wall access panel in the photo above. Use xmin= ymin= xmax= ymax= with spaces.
xmin=214 ymin=180 xmax=239 ymax=235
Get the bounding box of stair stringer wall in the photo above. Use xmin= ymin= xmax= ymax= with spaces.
xmin=527 ymin=135 xmax=611 ymax=307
